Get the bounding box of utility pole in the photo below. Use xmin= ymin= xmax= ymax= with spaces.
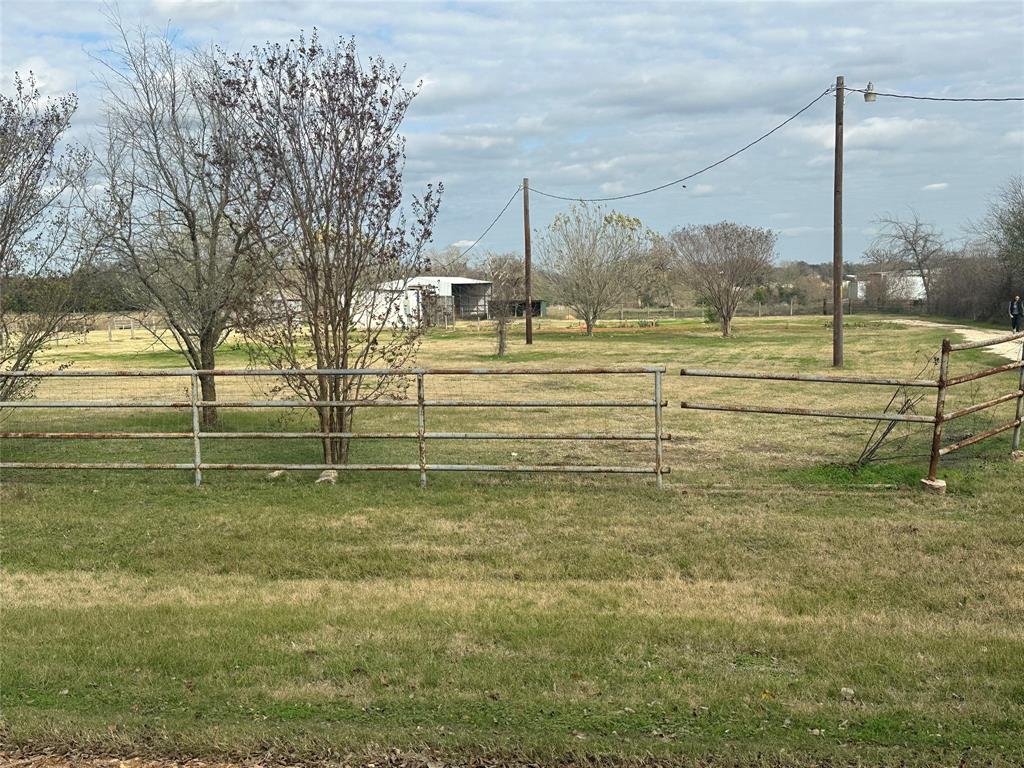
xmin=832 ymin=75 xmax=845 ymax=368
xmin=523 ymin=177 xmax=533 ymax=345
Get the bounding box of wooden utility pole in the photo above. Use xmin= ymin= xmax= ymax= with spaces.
xmin=523 ymin=177 xmax=533 ymax=345
xmin=832 ymin=75 xmax=845 ymax=368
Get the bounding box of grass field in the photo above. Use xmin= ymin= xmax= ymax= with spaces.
xmin=2 ymin=315 xmax=1022 ymax=766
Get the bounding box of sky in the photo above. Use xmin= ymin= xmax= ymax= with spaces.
xmin=2 ymin=0 xmax=1023 ymax=265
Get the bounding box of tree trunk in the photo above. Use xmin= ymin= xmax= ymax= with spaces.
xmin=198 ymin=336 xmax=218 ymax=428
xmin=328 ymin=405 xmax=352 ymax=465
xmin=317 ymin=406 xmax=333 ymax=464
xmin=721 ymin=314 xmax=732 ymax=337
xmin=584 ymin=315 xmax=595 ymax=336
xmin=318 ymin=374 xmax=352 ymax=465
xmin=496 ymin=319 xmax=508 ymax=356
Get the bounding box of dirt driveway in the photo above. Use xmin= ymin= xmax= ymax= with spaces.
xmin=891 ymin=318 xmax=1023 ymax=362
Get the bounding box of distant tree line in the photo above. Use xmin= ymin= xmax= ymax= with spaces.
xmin=1 ymin=264 xmax=138 ymax=313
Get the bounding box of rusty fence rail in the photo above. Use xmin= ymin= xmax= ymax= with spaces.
xmin=676 ymin=331 xmax=1024 ymax=491
xmin=0 ymin=367 xmax=670 ymax=488
xmin=925 ymin=331 xmax=1024 ymax=487
xmin=679 ymin=367 xmax=941 ymax=424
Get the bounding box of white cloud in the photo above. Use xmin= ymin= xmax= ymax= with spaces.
xmin=794 ymin=117 xmax=968 ymax=151
xmin=513 ymin=115 xmax=550 ymax=134
xmin=1 ymin=0 xmax=1020 ymax=265
xmin=779 ymin=226 xmax=830 ymax=238
xmin=150 ymin=0 xmax=241 ymax=21
xmin=414 ymin=72 xmax=500 ymax=115
xmin=450 ymin=240 xmax=475 ymax=249
xmin=922 ymin=182 xmax=949 ymax=191
xmin=11 ymin=55 xmax=73 ymax=95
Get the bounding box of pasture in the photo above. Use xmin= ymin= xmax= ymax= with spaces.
xmin=1 ymin=315 xmax=1022 ymax=766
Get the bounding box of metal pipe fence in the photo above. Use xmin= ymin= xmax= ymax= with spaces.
xmin=5 ymin=334 xmax=1021 ymax=492
xmin=0 ymin=367 xmax=671 ymax=488
xmin=925 ymin=332 xmax=1024 ymax=482
xmin=679 ymin=331 xmax=1024 ymax=491
xmin=679 ymin=368 xmax=940 ymax=422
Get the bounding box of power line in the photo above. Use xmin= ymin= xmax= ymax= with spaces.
xmin=530 ymin=86 xmax=835 ymax=202
xmin=844 ymin=87 xmax=1024 ymax=103
xmin=454 ymin=84 xmax=1021 ymax=253
xmin=457 ymin=185 xmax=522 ymax=257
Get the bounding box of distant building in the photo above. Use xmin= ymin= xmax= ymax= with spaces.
xmin=368 ymin=276 xmax=493 ymax=328
xmin=843 ymin=277 xmax=867 ymax=301
xmin=866 ymin=271 xmax=928 ymax=302
xmin=273 ymin=275 xmax=542 ymax=330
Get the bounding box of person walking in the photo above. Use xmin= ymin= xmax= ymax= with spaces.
xmin=1011 ymin=294 xmax=1024 ymax=333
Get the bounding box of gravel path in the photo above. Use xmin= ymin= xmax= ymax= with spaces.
xmin=891 ymin=319 xmax=1023 ymax=362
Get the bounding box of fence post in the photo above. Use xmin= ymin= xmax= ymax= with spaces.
xmin=923 ymin=338 xmax=951 ymax=491
xmin=190 ymin=372 xmax=203 ymax=487
xmin=654 ymin=369 xmax=664 ymax=489
xmin=417 ymin=371 xmax=427 ymax=488
xmin=1013 ymin=341 xmax=1024 ymax=453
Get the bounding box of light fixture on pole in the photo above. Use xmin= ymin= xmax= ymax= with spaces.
xmin=864 ymin=82 xmax=877 ymax=103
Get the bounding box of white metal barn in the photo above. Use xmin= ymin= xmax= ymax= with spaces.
xmin=364 ymin=276 xmax=493 ymax=328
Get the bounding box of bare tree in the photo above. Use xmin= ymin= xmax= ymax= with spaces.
xmin=873 ymin=212 xmax=947 ymax=313
xmin=670 ymin=222 xmax=775 ymax=337
xmin=219 ymin=32 xmax=442 ymax=465
xmin=538 ymin=204 xmax=650 ymax=335
xmin=977 ymin=175 xmax=1023 ymax=294
xmin=932 ymin=241 xmax=1006 ymax=321
xmin=628 ymin=233 xmax=678 ymax=308
xmin=0 ymin=73 xmax=90 ymax=403
xmin=481 ymin=252 xmax=524 ymax=356
xmin=92 ymin=21 xmax=262 ymax=426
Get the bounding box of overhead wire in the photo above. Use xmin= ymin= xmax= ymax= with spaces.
xmin=456 ymin=184 xmax=522 ymax=257
xmin=843 ymin=87 xmax=1024 ymax=103
xmin=529 ymin=85 xmax=835 ymax=202
xmin=453 ymin=83 xmax=1022 ymax=250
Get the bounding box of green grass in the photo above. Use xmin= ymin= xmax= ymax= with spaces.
xmin=2 ymin=315 xmax=1023 ymax=766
